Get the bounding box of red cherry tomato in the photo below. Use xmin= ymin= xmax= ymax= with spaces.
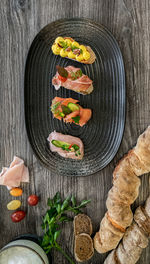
xmin=11 ymin=210 xmax=26 ymax=223
xmin=58 ymin=75 xmax=67 ymax=82
xmin=28 ymin=195 xmax=39 ymax=206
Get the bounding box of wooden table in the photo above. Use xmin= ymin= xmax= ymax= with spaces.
xmin=0 ymin=1 xmax=150 ymax=263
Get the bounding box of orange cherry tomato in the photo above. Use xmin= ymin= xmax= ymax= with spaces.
xmin=58 ymin=75 xmax=67 ymax=82
xmin=10 ymin=188 xmax=23 ymax=197
xmin=28 ymin=195 xmax=39 ymax=206
xmin=11 ymin=210 xmax=26 ymax=222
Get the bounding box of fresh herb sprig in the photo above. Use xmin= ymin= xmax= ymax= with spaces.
xmin=72 ymin=115 xmax=80 ymax=124
xmin=41 ymin=192 xmax=91 ymax=264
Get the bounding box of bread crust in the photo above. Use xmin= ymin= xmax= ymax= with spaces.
xmin=74 ymin=233 xmax=94 ymax=262
xmin=74 ymin=213 xmax=93 ymax=236
xmin=104 ymin=196 xmax=150 ymax=264
xmin=94 ymin=126 xmax=150 ymax=254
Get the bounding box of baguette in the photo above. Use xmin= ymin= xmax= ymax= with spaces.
xmin=94 ymin=126 xmax=150 ymax=253
xmin=104 ymin=196 xmax=150 ymax=264
xmin=73 ymin=214 xmax=94 ymax=262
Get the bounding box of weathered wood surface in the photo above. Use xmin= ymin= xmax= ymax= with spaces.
xmin=0 ymin=0 xmax=150 ymax=263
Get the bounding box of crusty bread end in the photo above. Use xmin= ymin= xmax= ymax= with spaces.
xmin=74 ymin=213 xmax=93 ymax=236
xmin=74 ymin=233 xmax=94 ymax=262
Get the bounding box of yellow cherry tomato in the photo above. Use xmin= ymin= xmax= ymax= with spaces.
xmin=76 ymin=54 xmax=84 ymax=62
xmin=60 ymin=49 xmax=68 ymax=57
xmin=52 ymin=44 xmax=61 ymax=55
xmin=72 ymin=41 xmax=79 ymax=48
xmin=10 ymin=188 xmax=23 ymax=197
xmin=79 ymin=45 xmax=86 ymax=52
xmin=68 ymin=51 xmax=76 ymax=59
xmin=7 ymin=200 xmax=21 ymax=210
xmin=64 ymin=39 xmax=72 ymax=47
xmin=55 ymin=37 xmax=64 ymax=44
xmin=83 ymin=51 xmax=90 ymax=61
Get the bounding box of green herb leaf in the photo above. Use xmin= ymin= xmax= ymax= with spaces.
xmin=43 ymin=212 xmax=50 ymax=224
xmin=51 ymin=102 xmax=61 ymax=113
xmin=61 ymin=195 xmax=71 ymax=211
xmin=56 ymin=65 xmax=68 ymax=78
xmin=78 ymin=199 xmax=91 ymax=208
xmin=76 ymin=69 xmax=82 ymax=78
xmin=61 ymin=144 xmax=71 ymax=151
xmin=59 ymin=214 xmax=73 ymax=222
xmin=71 ymin=195 xmax=76 ymax=207
xmin=70 ymin=69 xmax=82 ymax=80
xmin=47 ymin=208 xmax=57 ymax=219
xmin=54 ymin=192 xmax=61 ymax=205
xmin=72 ymin=144 xmax=79 ymax=151
xmin=70 ymin=72 xmax=77 ymax=80
xmin=59 ymin=41 xmax=68 ymax=49
xmin=71 ymin=45 xmax=79 ymax=51
xmin=56 ymin=204 xmax=61 ymax=214
xmin=72 ymin=115 xmax=80 ymax=124
xmin=47 ymin=198 xmax=53 ymax=207
xmin=41 ymin=234 xmax=50 ymax=247
xmin=54 ymin=230 xmax=61 ymax=241
xmin=75 ymin=150 xmax=81 ymax=156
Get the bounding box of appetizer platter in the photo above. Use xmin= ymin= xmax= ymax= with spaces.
xmin=24 ymin=18 xmax=125 ymax=176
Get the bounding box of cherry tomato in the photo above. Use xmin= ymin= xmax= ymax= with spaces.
xmin=10 ymin=188 xmax=23 ymax=197
xmin=58 ymin=75 xmax=67 ymax=82
xmin=11 ymin=210 xmax=26 ymax=223
xmin=28 ymin=195 xmax=39 ymax=206
xmin=7 ymin=200 xmax=21 ymax=210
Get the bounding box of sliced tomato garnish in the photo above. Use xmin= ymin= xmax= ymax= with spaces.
xmin=58 ymin=75 xmax=67 ymax=82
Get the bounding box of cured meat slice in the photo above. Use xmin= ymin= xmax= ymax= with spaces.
xmin=48 ymin=131 xmax=84 ymax=160
xmin=52 ymin=66 xmax=93 ymax=94
xmin=0 ymin=156 xmax=29 ymax=189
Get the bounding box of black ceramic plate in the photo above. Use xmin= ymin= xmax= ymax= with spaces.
xmin=24 ymin=18 xmax=125 ymax=176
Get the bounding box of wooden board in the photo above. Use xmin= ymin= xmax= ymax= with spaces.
xmin=0 ymin=0 xmax=150 ymax=263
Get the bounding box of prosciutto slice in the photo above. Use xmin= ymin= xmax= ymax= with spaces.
xmin=0 ymin=156 xmax=29 ymax=189
xmin=52 ymin=66 xmax=93 ymax=94
xmin=48 ymin=131 xmax=84 ymax=160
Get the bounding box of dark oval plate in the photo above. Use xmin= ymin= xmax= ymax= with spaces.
xmin=24 ymin=18 xmax=125 ymax=176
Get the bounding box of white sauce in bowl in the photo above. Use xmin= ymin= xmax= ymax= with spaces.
xmin=0 ymin=246 xmax=44 ymax=264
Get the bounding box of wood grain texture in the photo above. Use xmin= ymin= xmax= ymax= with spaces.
xmin=0 ymin=0 xmax=150 ymax=263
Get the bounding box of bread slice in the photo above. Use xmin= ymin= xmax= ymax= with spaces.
xmin=63 ymin=37 xmax=96 ymax=64
xmin=74 ymin=233 xmax=94 ymax=262
xmin=74 ymin=214 xmax=93 ymax=236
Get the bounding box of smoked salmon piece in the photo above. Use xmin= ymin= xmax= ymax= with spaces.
xmin=51 ymin=97 xmax=92 ymax=127
xmin=52 ymin=66 xmax=93 ymax=95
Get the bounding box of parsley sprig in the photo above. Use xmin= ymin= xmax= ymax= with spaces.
xmin=41 ymin=192 xmax=91 ymax=264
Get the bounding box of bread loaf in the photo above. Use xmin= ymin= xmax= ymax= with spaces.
xmin=104 ymin=196 xmax=150 ymax=264
xmin=94 ymin=126 xmax=150 ymax=253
